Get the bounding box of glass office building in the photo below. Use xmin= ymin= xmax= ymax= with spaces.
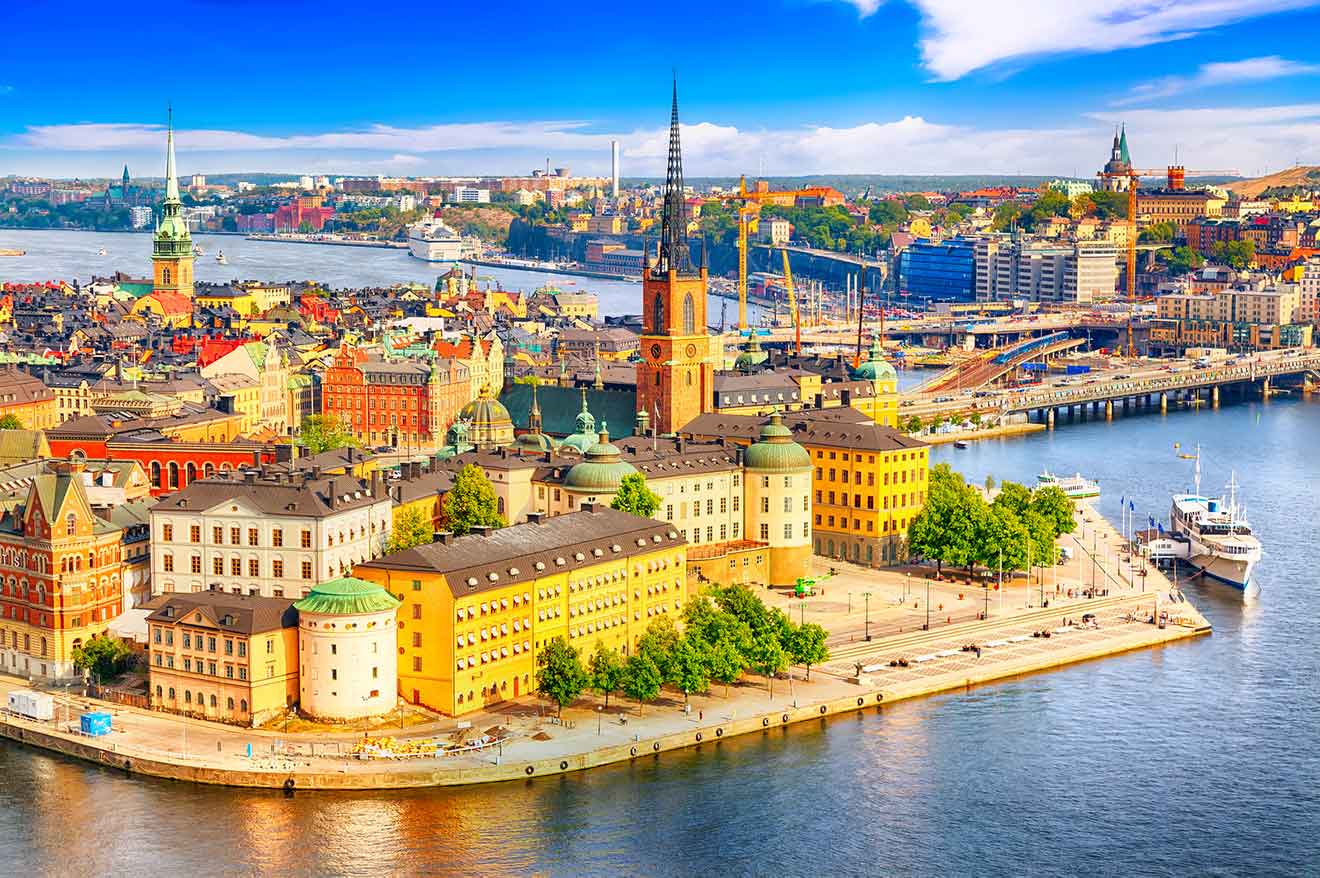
xmin=896 ymin=238 xmax=976 ymax=302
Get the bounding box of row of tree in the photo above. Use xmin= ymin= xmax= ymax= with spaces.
xmin=907 ymin=464 xmax=1076 ymax=578
xmin=535 ymin=584 xmax=829 ymax=716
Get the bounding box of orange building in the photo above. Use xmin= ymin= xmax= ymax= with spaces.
xmin=0 ymin=366 xmax=57 ymax=431
xmin=635 ymin=86 xmax=715 ymax=436
xmin=322 ymin=344 xmax=470 ymax=452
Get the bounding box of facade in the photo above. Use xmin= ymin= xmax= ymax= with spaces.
xmin=200 ymin=339 xmax=291 ymax=436
xmin=322 ymin=344 xmax=470 ymax=452
xmin=0 ymin=462 xmax=136 ymax=680
xmin=0 ymin=366 xmax=58 ymax=431
xmin=152 ymin=115 xmax=195 ymax=300
xmin=897 ymin=238 xmax=976 ymax=301
xmin=148 ymin=468 xmax=394 ymax=600
xmin=293 ymin=577 xmax=401 ymax=721
xmin=146 ymin=591 xmax=299 ymax=726
xmin=1151 ymin=284 xmax=1313 ymax=351
xmin=974 ymin=235 xmax=1118 ymax=303
xmin=355 ymin=505 xmax=688 ymax=717
xmin=635 ymin=87 xmax=716 ymax=435
xmin=742 ymin=414 xmax=813 ymax=586
xmin=1136 ymin=189 xmax=1224 ymax=236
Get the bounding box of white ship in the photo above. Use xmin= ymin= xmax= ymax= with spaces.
xmin=407 ymin=218 xmax=466 ymax=262
xmin=1037 ymin=470 xmax=1101 ymax=499
xmin=215 ymin=250 xmax=228 ymax=264
xmin=1168 ymin=448 xmax=1261 ymax=592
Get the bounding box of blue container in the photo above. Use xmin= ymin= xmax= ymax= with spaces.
xmin=80 ymin=711 xmax=112 ymax=737
xmin=1065 ymin=365 xmax=1091 ymax=375
xmin=1021 ymin=362 xmax=1047 ymax=372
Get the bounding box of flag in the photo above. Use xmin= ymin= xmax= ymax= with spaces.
xmin=1148 ymin=515 xmax=1155 ymax=528
xmin=1129 ymin=500 xmax=1135 ymax=511
xmin=1158 ymin=522 xmax=1164 ymax=535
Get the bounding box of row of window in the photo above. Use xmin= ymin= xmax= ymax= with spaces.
xmin=154 ymin=652 xmax=250 ymax=680
xmin=817 ymin=467 xmax=924 ymax=486
xmin=816 ymin=490 xmax=923 ymax=510
xmin=161 ymin=523 xmax=314 ymax=548
xmin=816 ymin=513 xmax=909 ymax=534
xmin=162 ymin=554 xmax=316 ymax=580
xmin=154 ymin=686 xmax=248 ymax=715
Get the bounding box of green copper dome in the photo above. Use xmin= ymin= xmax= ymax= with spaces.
xmin=459 ymin=385 xmax=513 ymax=428
xmin=560 ymin=389 xmax=599 ymax=454
xmin=515 ymin=431 xmax=557 ymax=453
xmin=293 ymin=577 xmax=401 ymax=616
xmin=744 ymin=412 xmax=811 ymax=473
xmin=853 ymin=338 xmax=897 ymax=382
xmin=564 ymin=428 xmax=637 ymax=493
xmin=734 ymin=335 xmax=769 ymax=372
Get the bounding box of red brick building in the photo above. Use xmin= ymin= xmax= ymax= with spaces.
xmin=322 ymin=345 xmax=469 ymax=452
xmin=274 ymin=196 xmax=335 ymax=233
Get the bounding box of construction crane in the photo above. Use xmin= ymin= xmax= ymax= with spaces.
xmin=782 ymin=248 xmax=801 ymax=355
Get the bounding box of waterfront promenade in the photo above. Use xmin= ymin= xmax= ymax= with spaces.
xmin=0 ymin=507 xmax=1207 ymax=790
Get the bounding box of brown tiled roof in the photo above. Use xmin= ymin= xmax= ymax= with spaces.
xmin=680 ymin=410 xmax=926 ymax=453
xmin=151 ymin=471 xmax=386 ymax=518
xmin=144 ymin=591 xmax=297 ymax=635
xmin=359 ymin=505 xmax=684 ymax=598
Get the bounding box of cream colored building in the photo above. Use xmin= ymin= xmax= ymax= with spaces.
xmin=293 ymin=577 xmax=400 ymax=720
xmin=200 ymin=339 xmax=291 ymax=436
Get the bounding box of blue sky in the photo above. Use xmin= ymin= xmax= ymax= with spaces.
xmin=4 ymin=0 xmax=1320 ymax=179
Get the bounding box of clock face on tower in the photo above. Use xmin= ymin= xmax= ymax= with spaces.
xmin=685 ymin=343 xmax=697 ymax=358
xmin=650 ymin=343 xmax=662 ymax=360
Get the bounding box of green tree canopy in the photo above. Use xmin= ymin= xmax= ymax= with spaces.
xmin=787 ymin=623 xmax=829 ymax=679
xmin=0 ymin=413 xmax=22 ymax=430
xmin=72 ymin=637 xmax=132 ymax=683
xmin=298 ymin=415 xmax=357 ymax=454
xmin=442 ymin=463 xmax=506 ymax=535
xmin=747 ymin=630 xmax=788 ymax=696
xmin=1165 ymin=245 xmax=1204 ymax=276
xmin=386 ymin=505 xmax=434 ymax=554
xmin=587 ymin=640 xmax=627 ymax=708
xmin=636 ymin=616 xmax=680 ymax=680
xmin=1030 ymin=485 xmax=1077 ymax=536
xmin=610 ymin=473 xmax=661 ymax=518
xmin=535 ymin=636 xmax=588 ymax=716
xmin=706 ymin=632 xmax=746 ymax=696
xmin=1212 ymin=239 xmax=1255 ymax=269
xmin=622 ymin=652 xmax=663 ymax=713
xmin=1139 ymin=221 xmax=1177 ymax=243
xmin=904 ymin=193 xmax=932 ymax=211
xmin=668 ymin=634 xmax=711 ymax=702
xmin=869 ymin=200 xmax=909 ymax=227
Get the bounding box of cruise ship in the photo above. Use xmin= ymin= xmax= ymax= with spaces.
xmin=407 ymin=218 xmax=466 ymax=262
xmin=1037 ymin=470 xmax=1100 ymax=499
xmin=1168 ymin=451 xmax=1261 ymax=592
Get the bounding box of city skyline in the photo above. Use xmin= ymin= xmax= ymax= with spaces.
xmin=5 ymin=0 xmax=1320 ymax=178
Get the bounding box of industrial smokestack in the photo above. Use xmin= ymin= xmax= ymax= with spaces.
xmin=611 ymin=140 xmax=620 ymax=198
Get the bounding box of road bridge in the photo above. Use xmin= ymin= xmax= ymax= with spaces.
xmin=916 ymin=332 xmax=1086 ymax=394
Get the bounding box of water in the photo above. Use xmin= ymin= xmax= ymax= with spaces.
xmin=0 ymin=228 xmax=645 ymax=317
xmin=3 ymin=231 xmax=1318 ymax=875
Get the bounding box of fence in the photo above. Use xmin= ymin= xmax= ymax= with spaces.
xmin=87 ymin=684 xmax=149 ymax=710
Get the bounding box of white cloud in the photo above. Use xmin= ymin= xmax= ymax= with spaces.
xmin=899 ymin=0 xmax=1320 ymax=81
xmin=1118 ymin=56 xmax=1320 ymax=105
xmin=837 ymin=0 xmax=886 ymax=14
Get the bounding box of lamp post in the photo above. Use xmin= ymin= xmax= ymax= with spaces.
xmin=863 ymin=592 xmax=872 ymax=641
xmin=597 ymin=705 xmax=603 ymax=736
xmin=924 ymin=578 xmax=931 ymax=631
xmin=800 ymin=601 xmax=806 ymax=626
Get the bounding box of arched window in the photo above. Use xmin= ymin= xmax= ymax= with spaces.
xmin=150 ymin=461 xmax=162 ymax=488
xmin=240 ymin=699 xmax=248 ymax=714
xmin=185 ymin=691 xmax=192 ymax=704
xmin=162 ymin=268 xmax=171 ymax=285
xmin=168 ymin=462 xmax=179 ymax=489
xmin=168 ymin=687 xmax=175 ymax=700
xmin=686 ymin=372 xmax=693 ymax=387
xmin=227 ymin=697 xmax=234 ymax=710
xmin=185 ymin=462 xmax=196 ymax=484
xmin=652 ymin=294 xmax=664 ymax=333
xmin=155 ymin=685 xmax=162 ymax=698
xmin=209 ymin=694 xmax=217 ymax=708
xmin=682 ymin=293 xmax=695 ymax=335
xmin=66 ymin=513 xmax=77 ymax=536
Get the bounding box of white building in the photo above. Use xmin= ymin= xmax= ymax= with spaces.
xmin=293 ymin=577 xmax=400 ymax=720
xmin=393 ymin=194 xmax=417 ymax=212
xmin=130 ymin=206 xmax=154 ymax=229
xmin=450 ymin=187 xmax=490 ymax=204
xmin=299 ymin=176 xmax=314 ymax=191
xmin=149 ymin=469 xmax=394 ymax=600
xmin=974 ymin=234 xmax=1118 ymax=303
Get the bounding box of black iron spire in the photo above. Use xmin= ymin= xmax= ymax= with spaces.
xmin=655 ymin=79 xmax=692 ymax=276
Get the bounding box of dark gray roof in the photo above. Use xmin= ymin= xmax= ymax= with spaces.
xmin=151 ymin=470 xmax=385 ymax=518
xmin=359 ymin=505 xmax=684 ymax=598
xmin=681 ymin=409 xmax=927 ymax=453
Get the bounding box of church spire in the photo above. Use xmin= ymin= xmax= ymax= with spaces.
xmin=655 ymin=78 xmax=691 ymax=277
xmin=528 ymin=381 xmax=543 ymax=433
xmin=1118 ymin=123 xmax=1131 ymax=165
xmin=164 ymin=105 xmax=180 ymax=203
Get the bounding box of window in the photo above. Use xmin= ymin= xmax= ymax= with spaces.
xmin=230 ymin=528 xmax=240 ymax=545
xmin=682 ymin=292 xmax=695 ymax=334
xmin=783 ymin=497 xmax=792 ymax=513
xmin=301 ymin=562 xmax=312 ymax=580
xmin=413 ymin=656 xmax=422 ymax=672
xmin=761 ymin=497 xmax=769 ymax=514
xmin=162 ymin=524 xmax=174 ymax=542
xmin=238 ymin=642 xmax=246 ymax=658
xmin=183 ymin=632 xmax=191 ymax=649
xmin=760 ymin=523 xmax=769 ymax=541
xmin=213 ymin=526 xmax=223 ymax=543
xmin=224 ymin=640 xmax=233 ymax=656
xmin=65 ymin=513 xmax=77 ymax=536
xmin=190 ymin=525 xmax=200 ymax=544
xmin=784 ymin=523 xmax=793 ymax=540
xmin=231 ymin=558 xmax=242 ymax=577
xmin=272 ymin=528 xmax=283 ymax=548
xmin=162 ymin=553 xmax=174 ymax=573
xmin=300 ymin=530 xmax=312 ymax=549
xmin=412 ymin=631 xmax=422 ymax=648
xmin=208 ymin=637 xmax=217 ymax=653
xmin=213 ymin=557 xmax=223 ymax=575
xmin=266 ymin=638 xmax=273 ymax=654
xmin=248 ymin=559 xmax=259 ymax=577
xmin=272 ymin=560 xmax=284 ymax=578
xmin=248 ymin=528 xmax=259 ymax=547
xmin=412 ymin=604 xmax=421 ymax=620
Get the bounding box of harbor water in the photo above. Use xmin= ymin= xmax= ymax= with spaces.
xmin=1 ymin=230 xmax=1317 ymax=875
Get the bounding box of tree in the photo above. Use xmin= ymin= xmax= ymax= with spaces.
xmin=535 ymin=636 xmax=588 ymax=717
xmin=668 ymin=634 xmax=710 ymax=702
xmin=636 ymin=616 xmax=680 ymax=680
xmin=904 ymin=415 xmax=923 ymax=434
xmin=1139 ymin=221 xmax=1177 ymax=243
xmin=706 ymin=632 xmax=745 ymax=696
xmin=387 ymin=505 xmax=433 ymax=553
xmin=984 ymin=474 xmax=996 ymax=493
xmin=991 ymin=481 xmax=1033 ymax=518
xmin=442 ymin=463 xmax=506 ymax=535
xmin=869 ymin=200 xmax=908 ymax=227
xmin=904 ymin=193 xmax=931 ymax=211
xmin=748 ymin=630 xmax=787 ymax=697
xmin=1212 ymin=239 xmax=1255 ymax=270
xmin=622 ymin=652 xmax=662 ymax=714
xmin=907 ymin=464 xmax=984 ymax=576
xmin=72 ymin=636 xmax=132 ymax=683
xmin=298 ymin=415 xmax=357 ymax=454
xmin=1165 ymin=245 xmax=1204 ymax=276
xmin=990 ymin=202 xmax=1024 ymax=232
xmin=0 ymin=413 xmax=22 ymax=430
xmin=587 ymin=641 xmax=627 ymax=708
xmin=976 ymin=504 xmax=1029 ymax=573
xmin=1030 ymin=484 xmax=1077 ymax=536
xmin=610 ymin=473 xmax=661 ymax=518
xmin=787 ymin=623 xmax=829 ymax=680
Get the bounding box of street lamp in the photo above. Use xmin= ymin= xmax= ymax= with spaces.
xmin=597 ymin=705 xmax=603 ymax=736
xmin=924 ymin=578 xmax=931 ymax=631
xmin=863 ymin=592 xmax=872 ymax=641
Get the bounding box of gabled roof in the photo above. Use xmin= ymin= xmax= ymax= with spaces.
xmin=144 ymin=591 xmax=297 ymax=635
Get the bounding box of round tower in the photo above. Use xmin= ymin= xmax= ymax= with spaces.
xmin=293 ymin=577 xmax=401 ymax=721
xmin=743 ymin=412 xmax=813 ymax=587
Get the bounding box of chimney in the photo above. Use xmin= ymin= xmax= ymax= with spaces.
xmin=252 ymin=450 xmax=262 ymax=467
xmin=842 ymin=388 xmax=852 ymax=407
xmin=310 ymin=465 xmax=321 ymax=479
xmin=580 ymin=501 xmax=598 ymax=513
xmin=432 ymin=530 xmax=453 ymax=545
xmin=814 ymin=393 xmax=824 ymax=409
xmin=244 ymin=470 xmax=257 ymax=485
xmin=526 ymin=511 xmax=545 ymax=524
xmin=326 ymin=478 xmax=337 ymax=508
xmin=370 ymin=468 xmax=381 ymax=497
xmin=470 ymin=524 xmax=492 ymax=537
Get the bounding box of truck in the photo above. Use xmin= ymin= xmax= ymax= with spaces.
xmin=7 ymin=689 xmax=54 ymax=721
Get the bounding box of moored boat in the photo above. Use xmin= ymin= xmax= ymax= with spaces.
xmin=1037 ymin=470 xmax=1100 ymax=499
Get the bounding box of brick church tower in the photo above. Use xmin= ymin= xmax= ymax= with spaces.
xmin=636 ymin=83 xmax=714 ymax=435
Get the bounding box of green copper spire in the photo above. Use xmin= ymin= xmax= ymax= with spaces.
xmin=154 ymin=105 xmax=191 ymax=256
xmin=1118 ymin=124 xmax=1130 ymax=165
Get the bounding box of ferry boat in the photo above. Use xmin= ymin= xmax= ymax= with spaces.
xmin=215 ymin=251 xmax=228 ymax=264
xmin=1036 ymin=470 xmax=1100 ymax=499
xmin=1168 ymin=449 xmax=1261 ymax=591
xmin=407 ymin=218 xmax=465 ymax=262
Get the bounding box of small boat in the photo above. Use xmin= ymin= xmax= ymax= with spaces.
xmin=215 ymin=251 xmax=228 ymax=264
xmin=1037 ymin=470 xmax=1100 ymax=498
xmin=193 ymin=244 xmax=205 ymax=256
xmin=0 ymin=249 xmax=24 ymax=257
xmin=97 ymin=247 xmax=107 ymax=256
xmin=953 ymin=440 xmax=970 ymax=449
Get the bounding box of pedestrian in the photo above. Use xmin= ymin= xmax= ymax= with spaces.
xmin=699 ymin=710 xmax=703 ymax=721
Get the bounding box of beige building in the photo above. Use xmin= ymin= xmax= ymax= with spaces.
xmin=200 ymin=339 xmax=291 ymax=436
xmin=293 ymin=577 xmax=400 ymax=721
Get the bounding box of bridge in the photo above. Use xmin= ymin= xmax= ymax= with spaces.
xmin=901 ymin=349 xmax=1320 ymax=427
xmin=914 ymin=332 xmax=1086 ymax=394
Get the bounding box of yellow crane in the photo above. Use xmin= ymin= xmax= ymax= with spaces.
xmin=782 ymin=248 xmax=801 ymax=355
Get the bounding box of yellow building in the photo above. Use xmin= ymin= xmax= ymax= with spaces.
xmin=355 ymin=505 xmax=687 ymax=716
xmin=0 ymin=366 xmax=58 ymax=431
xmin=146 ymin=592 xmax=299 ymax=726
xmin=682 ymin=407 xmax=929 ymax=567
